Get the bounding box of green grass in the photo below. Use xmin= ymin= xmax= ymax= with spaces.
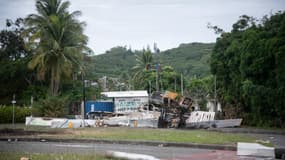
xmin=57 ymin=127 xmax=256 ymax=145
xmin=0 ymin=124 xmax=269 ymax=145
xmin=0 ymin=152 xmax=120 ymax=160
xmin=0 ymin=123 xmax=66 ymax=132
xmin=0 ymin=123 xmax=26 ymax=129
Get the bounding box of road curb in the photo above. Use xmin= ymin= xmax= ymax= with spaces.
xmin=0 ymin=137 xmax=237 ymax=151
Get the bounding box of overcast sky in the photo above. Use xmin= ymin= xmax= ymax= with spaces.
xmin=1 ymin=0 xmax=285 ymax=54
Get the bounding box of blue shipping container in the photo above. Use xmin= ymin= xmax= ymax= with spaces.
xmin=85 ymin=101 xmax=114 ymax=113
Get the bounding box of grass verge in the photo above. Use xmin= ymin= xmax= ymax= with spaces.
xmin=52 ymin=127 xmax=255 ymax=145
xmin=0 ymin=152 xmax=121 ymax=160
xmin=0 ymin=124 xmax=269 ymax=146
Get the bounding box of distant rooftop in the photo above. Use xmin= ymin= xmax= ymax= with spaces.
xmin=101 ymin=90 xmax=148 ymax=98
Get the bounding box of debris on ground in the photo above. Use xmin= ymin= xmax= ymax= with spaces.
xmin=25 ymin=90 xmax=242 ymax=129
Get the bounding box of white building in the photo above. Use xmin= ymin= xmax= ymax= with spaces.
xmin=101 ymin=90 xmax=148 ymax=113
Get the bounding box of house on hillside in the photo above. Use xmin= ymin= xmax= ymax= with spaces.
xmin=101 ymin=90 xmax=149 ymax=113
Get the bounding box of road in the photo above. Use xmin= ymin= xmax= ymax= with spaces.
xmin=208 ymin=128 xmax=285 ymax=148
xmin=250 ymin=134 xmax=285 ymax=148
xmin=0 ymin=140 xmax=210 ymax=159
xmin=0 ymin=141 xmax=265 ymax=160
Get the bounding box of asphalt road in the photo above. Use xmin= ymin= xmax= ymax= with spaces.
xmin=249 ymin=134 xmax=285 ymax=148
xmin=1 ymin=141 xmax=276 ymax=159
xmin=208 ymin=128 xmax=285 ymax=148
xmin=0 ymin=141 xmax=211 ymax=159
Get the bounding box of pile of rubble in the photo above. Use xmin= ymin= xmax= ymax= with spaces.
xmin=25 ymin=90 xmax=242 ymax=129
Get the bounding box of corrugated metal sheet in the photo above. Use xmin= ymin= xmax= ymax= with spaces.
xmin=163 ymin=91 xmax=178 ymax=100
xmin=101 ymin=90 xmax=148 ymax=98
xmin=85 ymin=101 xmax=114 ymax=113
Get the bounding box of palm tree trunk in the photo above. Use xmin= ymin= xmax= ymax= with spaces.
xmin=50 ymin=66 xmax=55 ymax=96
xmin=50 ymin=66 xmax=59 ymax=96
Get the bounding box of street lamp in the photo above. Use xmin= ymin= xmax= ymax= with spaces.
xmin=11 ymin=94 xmax=16 ymax=127
xmin=81 ymin=72 xmax=86 ymax=119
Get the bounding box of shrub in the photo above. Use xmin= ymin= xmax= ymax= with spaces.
xmin=0 ymin=105 xmax=39 ymax=123
xmin=39 ymin=96 xmax=68 ymax=117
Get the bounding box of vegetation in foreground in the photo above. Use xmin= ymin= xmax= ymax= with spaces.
xmin=210 ymin=12 xmax=285 ymax=127
xmin=64 ymin=128 xmax=259 ymax=145
xmin=5 ymin=126 xmax=258 ymax=145
xmin=0 ymin=152 xmax=120 ymax=160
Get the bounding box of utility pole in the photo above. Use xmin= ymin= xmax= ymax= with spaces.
xmin=160 ymin=80 xmax=163 ymax=92
xmin=30 ymin=96 xmax=33 ymax=117
xmin=148 ymin=80 xmax=151 ymax=94
xmin=174 ymin=76 xmax=177 ymax=92
xmin=214 ymin=75 xmax=217 ymax=113
xmin=11 ymin=94 xmax=16 ymax=128
xmin=181 ymin=73 xmax=184 ymax=96
xmin=82 ymin=73 xmax=86 ymax=119
xmin=103 ymin=76 xmax=107 ymax=91
xmin=156 ymin=64 xmax=159 ymax=91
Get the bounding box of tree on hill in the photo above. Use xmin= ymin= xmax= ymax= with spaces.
xmin=25 ymin=0 xmax=89 ymax=96
xmin=90 ymin=43 xmax=214 ymax=79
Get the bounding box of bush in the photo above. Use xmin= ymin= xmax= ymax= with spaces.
xmin=39 ymin=96 xmax=68 ymax=117
xmin=0 ymin=105 xmax=39 ymax=123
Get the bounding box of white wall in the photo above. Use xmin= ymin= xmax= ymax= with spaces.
xmin=114 ymin=97 xmax=148 ymax=113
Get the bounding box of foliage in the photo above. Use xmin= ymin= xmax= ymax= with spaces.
xmin=90 ymin=46 xmax=136 ymax=78
xmin=25 ymin=0 xmax=89 ymax=96
xmin=132 ymin=49 xmax=154 ymax=88
xmin=158 ymin=42 xmax=215 ymax=78
xmin=91 ymin=43 xmax=213 ymax=92
xmin=0 ymin=18 xmax=35 ymax=105
xmin=131 ymin=54 xmax=183 ymax=92
xmin=188 ymin=76 xmax=214 ymax=110
xmin=210 ymin=12 xmax=285 ymax=127
xmin=90 ymin=43 xmax=214 ymax=79
xmin=0 ymin=106 xmax=39 ymax=123
xmin=20 ymin=85 xmax=48 ymax=104
xmin=0 ymin=152 xmax=118 ymax=160
xmin=132 ymin=49 xmax=153 ymax=81
xmin=38 ymin=96 xmax=68 ymax=117
xmin=0 ymin=1 xmax=91 ymax=109
xmin=0 ymin=18 xmax=28 ymax=61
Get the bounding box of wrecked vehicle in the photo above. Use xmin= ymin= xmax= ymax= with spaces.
xmin=150 ymin=91 xmax=194 ymax=128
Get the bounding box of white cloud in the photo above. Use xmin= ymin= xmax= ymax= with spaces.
xmin=1 ymin=0 xmax=285 ymax=54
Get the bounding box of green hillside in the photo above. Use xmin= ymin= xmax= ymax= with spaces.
xmin=158 ymin=42 xmax=215 ymax=78
xmin=89 ymin=43 xmax=214 ymax=78
xmin=88 ymin=47 xmax=136 ymax=77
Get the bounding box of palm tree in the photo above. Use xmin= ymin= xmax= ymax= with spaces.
xmin=132 ymin=50 xmax=153 ymax=89
xmin=25 ymin=0 xmax=89 ymax=96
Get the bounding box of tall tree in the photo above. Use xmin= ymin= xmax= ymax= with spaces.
xmin=0 ymin=18 xmax=35 ymax=104
xmin=210 ymin=12 xmax=285 ymax=127
xmin=25 ymin=0 xmax=89 ymax=96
